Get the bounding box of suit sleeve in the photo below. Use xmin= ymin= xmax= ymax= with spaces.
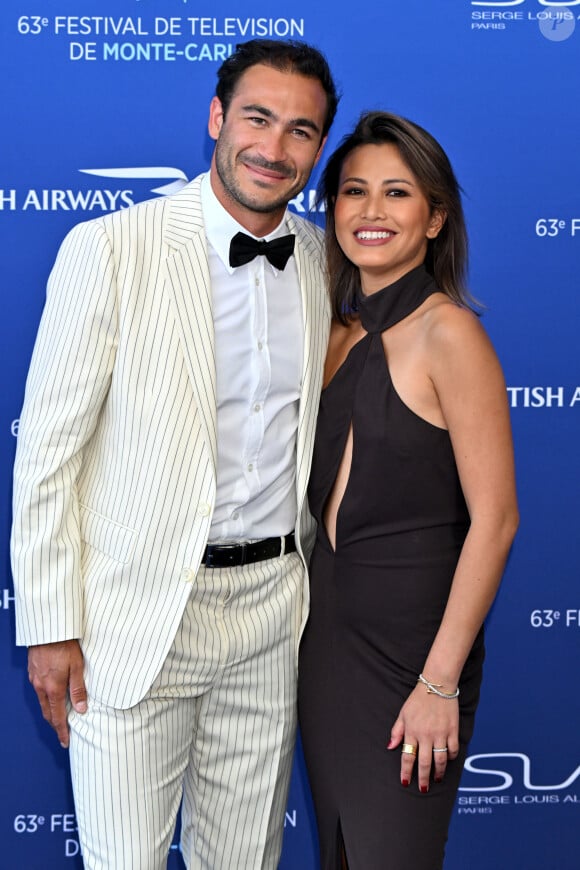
xmin=11 ymin=218 xmax=119 ymax=646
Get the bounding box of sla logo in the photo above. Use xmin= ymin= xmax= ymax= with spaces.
xmin=471 ymin=0 xmax=578 ymax=39
xmin=0 ymin=166 xmax=189 ymax=212
xmin=460 ymin=753 xmax=580 ymax=792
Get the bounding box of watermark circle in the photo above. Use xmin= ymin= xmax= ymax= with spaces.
xmin=539 ymin=9 xmax=576 ymax=42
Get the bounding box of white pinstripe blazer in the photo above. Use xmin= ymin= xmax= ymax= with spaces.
xmin=11 ymin=174 xmax=330 ymax=709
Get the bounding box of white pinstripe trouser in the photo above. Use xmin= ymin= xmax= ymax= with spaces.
xmin=68 ymin=552 xmax=303 ymax=869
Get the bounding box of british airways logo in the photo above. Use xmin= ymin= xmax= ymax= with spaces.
xmin=0 ymin=166 xmax=189 ymax=212
xmin=78 ymin=165 xmax=189 ymax=196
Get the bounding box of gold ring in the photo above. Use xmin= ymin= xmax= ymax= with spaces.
xmin=401 ymin=743 xmax=418 ymax=756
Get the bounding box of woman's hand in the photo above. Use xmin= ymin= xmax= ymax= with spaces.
xmin=388 ymin=682 xmax=459 ymax=792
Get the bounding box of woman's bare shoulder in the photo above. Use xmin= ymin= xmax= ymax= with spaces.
xmin=421 ymin=295 xmax=490 ymax=353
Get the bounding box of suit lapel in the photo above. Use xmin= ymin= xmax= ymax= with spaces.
xmin=164 ymin=177 xmax=217 ymax=472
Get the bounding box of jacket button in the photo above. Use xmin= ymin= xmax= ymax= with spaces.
xmin=181 ymin=568 xmax=194 ymax=583
xmin=198 ymin=503 xmax=211 ymax=517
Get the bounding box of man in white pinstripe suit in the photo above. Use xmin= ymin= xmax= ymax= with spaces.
xmin=11 ymin=39 xmax=338 ymax=869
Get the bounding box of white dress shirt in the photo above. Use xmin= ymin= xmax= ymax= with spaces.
xmin=201 ymin=173 xmax=304 ymax=542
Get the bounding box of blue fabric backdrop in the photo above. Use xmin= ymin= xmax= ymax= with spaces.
xmin=2 ymin=1 xmax=580 ymax=867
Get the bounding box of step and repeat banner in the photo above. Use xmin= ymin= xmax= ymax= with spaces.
xmin=2 ymin=0 xmax=579 ymax=867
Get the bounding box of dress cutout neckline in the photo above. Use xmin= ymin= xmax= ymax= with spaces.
xmin=356 ymin=264 xmax=436 ymax=335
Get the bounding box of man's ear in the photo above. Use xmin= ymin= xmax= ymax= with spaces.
xmin=208 ymin=96 xmax=224 ymax=141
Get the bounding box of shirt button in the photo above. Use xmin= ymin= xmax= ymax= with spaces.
xmin=255 ymin=277 xmax=260 ymax=286
xmin=233 ymin=512 xmax=240 ymax=520
xmin=247 ymin=463 xmax=253 ymax=472
xmin=181 ymin=568 xmax=194 ymax=583
xmin=257 ymin=341 xmax=263 ymax=351
xmin=253 ymin=403 xmax=261 ymax=413
xmin=197 ymin=503 xmax=211 ymax=517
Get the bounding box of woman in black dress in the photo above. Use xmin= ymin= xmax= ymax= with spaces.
xmin=298 ymin=112 xmax=518 ymax=869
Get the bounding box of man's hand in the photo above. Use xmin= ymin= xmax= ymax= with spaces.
xmin=28 ymin=640 xmax=87 ymax=748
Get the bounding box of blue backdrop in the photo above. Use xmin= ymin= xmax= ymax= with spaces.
xmin=2 ymin=1 xmax=580 ymax=867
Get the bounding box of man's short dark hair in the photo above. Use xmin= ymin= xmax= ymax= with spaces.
xmin=216 ymin=39 xmax=339 ymax=139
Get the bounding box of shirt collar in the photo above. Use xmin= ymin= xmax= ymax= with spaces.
xmin=201 ymin=172 xmax=292 ymax=274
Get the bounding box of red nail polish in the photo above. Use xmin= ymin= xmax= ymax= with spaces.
xmin=402 ymin=778 xmax=410 ymax=787
xmin=420 ymin=786 xmax=428 ymax=794
xmin=434 ymin=777 xmax=443 ymax=784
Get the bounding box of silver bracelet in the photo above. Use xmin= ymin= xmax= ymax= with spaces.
xmin=417 ymin=673 xmax=459 ymax=700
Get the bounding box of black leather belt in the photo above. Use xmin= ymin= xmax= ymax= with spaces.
xmin=201 ymin=533 xmax=296 ymax=568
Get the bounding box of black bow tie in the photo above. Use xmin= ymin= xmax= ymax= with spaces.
xmin=229 ymin=231 xmax=295 ymax=271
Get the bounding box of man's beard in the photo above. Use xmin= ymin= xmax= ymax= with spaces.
xmin=214 ymin=140 xmax=298 ymax=215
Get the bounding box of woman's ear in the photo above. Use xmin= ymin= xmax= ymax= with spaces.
xmin=426 ymin=209 xmax=446 ymax=239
